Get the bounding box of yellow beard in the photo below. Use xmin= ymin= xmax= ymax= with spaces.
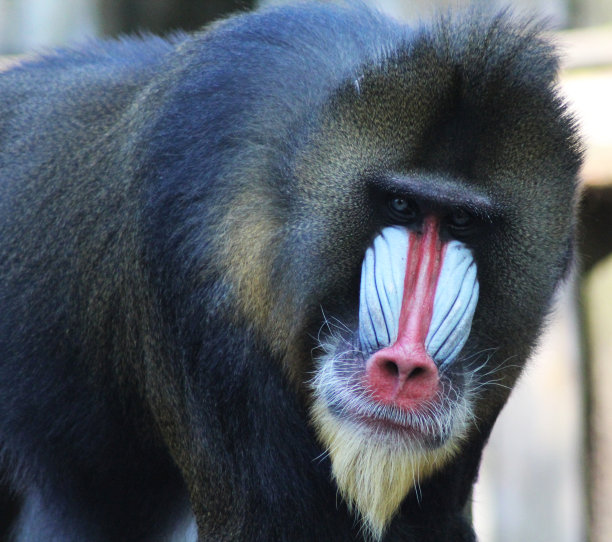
xmin=310 ymin=398 xmax=466 ymax=541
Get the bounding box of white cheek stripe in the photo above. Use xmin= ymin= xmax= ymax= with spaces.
xmin=358 ymin=226 xmax=479 ymax=367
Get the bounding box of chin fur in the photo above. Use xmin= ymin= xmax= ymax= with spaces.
xmin=311 ymin=399 xmax=464 ymax=541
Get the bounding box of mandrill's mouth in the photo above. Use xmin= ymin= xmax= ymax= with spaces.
xmin=332 ymin=387 xmax=464 ymax=448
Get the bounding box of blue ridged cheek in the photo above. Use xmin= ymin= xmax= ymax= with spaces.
xmin=425 ymin=241 xmax=479 ymax=368
xmin=358 ymin=226 xmax=479 ymax=367
xmin=358 ymin=226 xmax=408 ymax=353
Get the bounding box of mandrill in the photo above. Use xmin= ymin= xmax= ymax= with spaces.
xmin=0 ymin=2 xmax=581 ymax=541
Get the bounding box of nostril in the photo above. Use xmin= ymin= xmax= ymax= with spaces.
xmin=382 ymin=360 xmax=399 ymax=377
xmin=408 ymin=366 xmax=425 ymax=379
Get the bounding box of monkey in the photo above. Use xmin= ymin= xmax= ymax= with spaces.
xmin=0 ymin=2 xmax=582 ymax=541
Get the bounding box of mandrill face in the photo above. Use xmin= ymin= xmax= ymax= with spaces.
xmin=314 ymin=218 xmax=479 ymax=436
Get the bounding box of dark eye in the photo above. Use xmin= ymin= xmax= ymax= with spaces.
xmin=387 ymin=196 xmax=418 ymax=223
xmin=446 ymin=209 xmax=475 ymax=235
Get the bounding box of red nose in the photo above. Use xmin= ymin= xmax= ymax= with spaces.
xmin=365 ymin=340 xmax=439 ymax=409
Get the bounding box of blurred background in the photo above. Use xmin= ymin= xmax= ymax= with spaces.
xmin=0 ymin=1 xmax=610 ymax=541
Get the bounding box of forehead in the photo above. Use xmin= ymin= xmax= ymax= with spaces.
xmin=298 ymin=39 xmax=579 ymax=209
